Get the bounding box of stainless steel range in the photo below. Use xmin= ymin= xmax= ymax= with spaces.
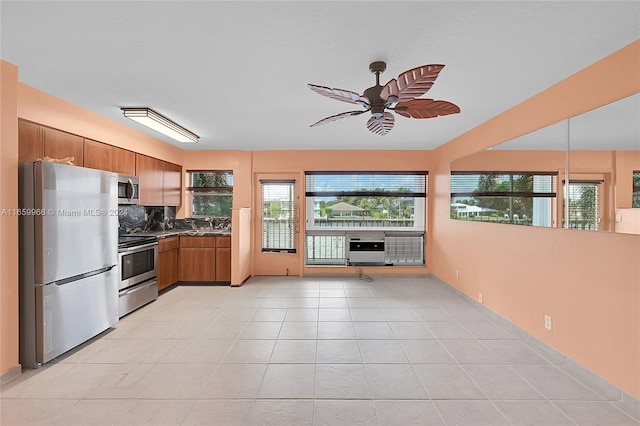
xmin=117 ymin=235 xmax=158 ymax=317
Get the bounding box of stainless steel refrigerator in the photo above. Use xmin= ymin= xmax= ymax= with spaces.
xmin=19 ymin=161 xmax=119 ymax=368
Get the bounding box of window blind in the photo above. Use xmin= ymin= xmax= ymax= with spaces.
xmin=187 ymin=171 xmax=233 ymax=192
xmin=451 ymin=172 xmax=557 ymax=197
xmin=306 ymin=172 xmax=427 ymax=197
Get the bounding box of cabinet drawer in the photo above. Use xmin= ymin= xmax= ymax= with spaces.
xmin=159 ymin=236 xmax=179 ymax=252
xmin=179 ymin=236 xmax=216 ymax=248
xmin=216 ymin=236 xmax=231 ymax=248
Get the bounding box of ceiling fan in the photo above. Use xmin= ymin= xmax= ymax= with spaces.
xmin=308 ymin=61 xmax=460 ymax=136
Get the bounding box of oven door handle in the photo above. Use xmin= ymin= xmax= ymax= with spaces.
xmin=120 ymin=279 xmax=157 ymax=296
xmin=118 ymin=241 xmax=158 ymax=253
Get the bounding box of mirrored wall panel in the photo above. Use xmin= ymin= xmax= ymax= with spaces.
xmin=450 ymin=93 xmax=639 ymax=234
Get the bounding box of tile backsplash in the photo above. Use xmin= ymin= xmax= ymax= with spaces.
xmin=118 ymin=205 xmax=231 ymax=234
xmin=118 ymin=205 xmax=176 ymax=234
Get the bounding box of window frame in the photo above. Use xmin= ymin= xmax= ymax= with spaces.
xmin=187 ymin=170 xmax=233 ymax=218
xmin=633 ymin=171 xmax=640 ymax=208
xmin=261 ymin=179 xmax=297 ymax=253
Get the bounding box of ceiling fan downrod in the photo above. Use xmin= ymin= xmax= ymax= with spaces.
xmin=365 ymin=61 xmax=388 ymax=118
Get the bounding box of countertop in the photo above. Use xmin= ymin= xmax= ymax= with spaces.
xmin=125 ymin=229 xmax=231 ymax=239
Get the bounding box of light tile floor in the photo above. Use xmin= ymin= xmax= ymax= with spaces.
xmin=1 ymin=275 xmax=639 ymax=425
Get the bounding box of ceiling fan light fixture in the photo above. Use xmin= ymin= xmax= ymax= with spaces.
xmin=121 ymin=107 xmax=199 ymax=143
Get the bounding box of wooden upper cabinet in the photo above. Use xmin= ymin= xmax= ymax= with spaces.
xmin=113 ymin=147 xmax=136 ymax=176
xmin=43 ymin=127 xmax=84 ymax=166
xmin=136 ymin=154 xmax=163 ymax=206
xmin=84 ymin=139 xmax=136 ymax=176
xmin=84 ymin=139 xmax=113 ymax=171
xmin=163 ymin=162 xmax=182 ymax=206
xmin=18 ymin=119 xmax=44 ymax=162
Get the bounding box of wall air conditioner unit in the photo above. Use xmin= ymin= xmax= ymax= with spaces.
xmin=348 ymin=233 xmax=385 ymax=266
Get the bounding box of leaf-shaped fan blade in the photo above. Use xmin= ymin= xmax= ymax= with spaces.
xmin=310 ymin=110 xmax=366 ymax=127
xmin=394 ymin=99 xmax=461 ymax=119
xmin=366 ymin=112 xmax=395 ymax=136
xmin=308 ymin=84 xmax=370 ymax=106
xmin=380 ymin=64 xmax=445 ymax=102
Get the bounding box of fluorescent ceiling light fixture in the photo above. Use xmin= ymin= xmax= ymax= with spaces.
xmin=121 ymin=107 xmax=199 ymax=143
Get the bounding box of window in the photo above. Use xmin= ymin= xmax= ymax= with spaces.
xmin=304 ymin=172 xmax=426 ymax=267
xmin=633 ymin=171 xmax=640 ymax=208
xmin=305 ymin=172 xmax=427 ymax=231
xmin=261 ymin=180 xmax=296 ymax=252
xmin=564 ymin=180 xmax=602 ymax=230
xmin=188 ymin=171 xmax=233 ymax=217
xmin=450 ymin=172 xmax=557 ymax=226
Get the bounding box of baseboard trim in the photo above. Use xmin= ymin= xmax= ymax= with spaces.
xmin=0 ymin=365 xmax=22 ymax=385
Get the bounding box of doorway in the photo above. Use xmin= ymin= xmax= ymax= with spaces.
xmin=253 ymin=173 xmax=303 ymax=275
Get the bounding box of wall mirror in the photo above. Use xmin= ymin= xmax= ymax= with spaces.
xmin=450 ymin=93 xmax=639 ymax=234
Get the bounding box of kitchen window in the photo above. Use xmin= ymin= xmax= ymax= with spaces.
xmin=633 ymin=171 xmax=640 ymax=208
xmin=187 ymin=171 xmax=233 ymax=217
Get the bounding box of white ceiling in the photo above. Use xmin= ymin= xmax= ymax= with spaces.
xmin=1 ymin=1 xmax=638 ymax=151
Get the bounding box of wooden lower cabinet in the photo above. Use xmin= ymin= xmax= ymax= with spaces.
xmin=158 ymin=237 xmax=179 ymax=291
xmin=179 ymin=248 xmax=216 ymax=281
xmin=177 ymin=235 xmax=231 ymax=283
xmin=215 ymin=247 xmax=231 ymax=282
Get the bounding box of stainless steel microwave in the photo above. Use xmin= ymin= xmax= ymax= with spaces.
xmin=117 ymin=175 xmax=140 ymax=204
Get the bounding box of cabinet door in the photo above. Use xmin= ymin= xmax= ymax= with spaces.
xmin=43 ymin=127 xmax=84 ymax=166
xmin=158 ymin=248 xmax=178 ymax=291
xmin=113 ymin=147 xmax=136 ymax=176
xmin=18 ymin=119 xmax=44 ymax=162
xmin=179 ymin=248 xmax=216 ymax=281
xmin=163 ymin=162 xmax=182 ymax=206
xmin=84 ymin=139 xmax=113 ymax=171
xmin=215 ymin=247 xmax=231 ymax=282
xmin=136 ymin=154 xmax=163 ymax=205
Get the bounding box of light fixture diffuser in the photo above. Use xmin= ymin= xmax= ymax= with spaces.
xmin=121 ymin=107 xmax=199 ymax=143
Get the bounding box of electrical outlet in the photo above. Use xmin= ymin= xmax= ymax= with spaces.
xmin=544 ymin=314 xmax=553 ymax=331
xmin=478 ymin=293 xmax=483 ymax=304
xmin=456 ymin=270 xmax=460 ymax=279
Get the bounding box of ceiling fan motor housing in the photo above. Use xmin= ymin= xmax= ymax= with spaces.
xmin=363 ymin=85 xmax=385 ymax=119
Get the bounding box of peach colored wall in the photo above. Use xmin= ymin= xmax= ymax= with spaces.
xmin=614 ymin=150 xmax=640 ymax=209
xmin=615 ymin=209 xmax=640 ymax=234
xmin=1 ymin=61 xmax=21 ymax=380
xmin=231 ymin=208 xmax=252 ymax=286
xmin=452 ymin=149 xmax=566 ymax=171
xmin=252 ymin=150 xmax=432 ymax=172
xmin=431 ymin=41 xmax=640 ymax=397
xmin=17 ymin=84 xmax=183 ymax=165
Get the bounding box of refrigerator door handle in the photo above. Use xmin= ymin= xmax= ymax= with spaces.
xmin=49 ymin=265 xmax=116 ymax=287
